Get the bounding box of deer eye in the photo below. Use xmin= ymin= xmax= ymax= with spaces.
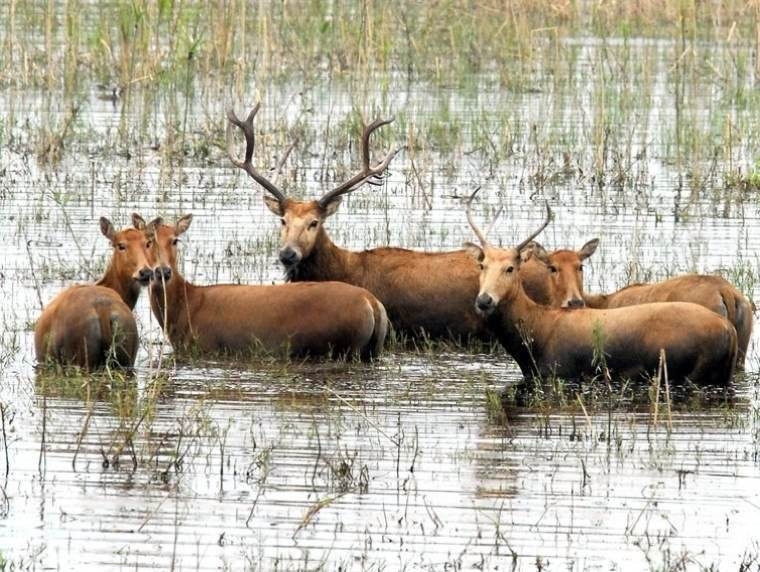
xmin=506 ymin=266 xmax=514 ymax=274
xmin=145 ymin=240 xmax=152 ymax=248
xmin=548 ymin=265 xmax=557 ymax=273
xmin=280 ymin=218 xmax=286 ymax=226
xmin=308 ymin=220 xmax=319 ymax=230
xmin=118 ymin=243 xmax=126 ymax=251
xmin=172 ymin=238 xmax=179 ymax=246
xmin=478 ymin=263 xmax=484 ymax=271
xmin=578 ymin=264 xmax=584 ymax=272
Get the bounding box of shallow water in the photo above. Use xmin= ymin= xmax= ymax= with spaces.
xmin=1 ymin=31 xmax=760 ymax=571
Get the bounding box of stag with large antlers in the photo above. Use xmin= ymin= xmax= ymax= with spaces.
xmin=228 ymin=105 xmax=537 ymax=341
xmin=464 ymin=190 xmax=737 ymax=385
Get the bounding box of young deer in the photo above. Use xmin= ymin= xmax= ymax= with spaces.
xmin=34 ymin=215 xmax=153 ymax=370
xmin=145 ymin=215 xmax=387 ymax=359
xmin=464 ymin=193 xmax=737 ymax=385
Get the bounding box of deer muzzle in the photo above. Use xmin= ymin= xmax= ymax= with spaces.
xmin=152 ymin=265 xmax=172 ymax=284
xmin=136 ymin=266 xmax=154 ymax=286
xmin=475 ymin=293 xmax=497 ymax=316
xmin=279 ymin=246 xmax=301 ymax=267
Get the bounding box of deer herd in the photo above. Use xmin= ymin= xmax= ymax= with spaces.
xmin=35 ymin=105 xmax=754 ymax=389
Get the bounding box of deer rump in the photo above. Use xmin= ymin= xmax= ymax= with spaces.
xmin=35 ymin=285 xmax=139 ymax=370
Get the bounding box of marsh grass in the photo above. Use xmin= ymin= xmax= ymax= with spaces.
xmin=3 ymin=3 xmax=760 ymax=568
xmin=5 ymin=1 xmax=758 ymax=87
xmin=2 ymin=1 xmax=759 ymax=202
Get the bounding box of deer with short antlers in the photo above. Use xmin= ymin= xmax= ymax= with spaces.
xmin=227 ymin=105 xmax=510 ymax=341
xmin=35 ymin=215 xmax=154 ymax=370
xmin=464 ymin=190 xmax=737 ymax=385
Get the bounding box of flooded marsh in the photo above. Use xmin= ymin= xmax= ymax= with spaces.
xmin=2 ymin=2 xmax=760 ymax=570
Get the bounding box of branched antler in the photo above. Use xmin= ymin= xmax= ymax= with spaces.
xmin=227 ymin=104 xmax=287 ymax=203
xmin=317 ymin=117 xmax=400 ymax=208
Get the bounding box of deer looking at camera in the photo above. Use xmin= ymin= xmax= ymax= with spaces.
xmin=35 ymin=215 xmax=154 ymax=370
xmin=144 ymin=215 xmax=387 ymax=359
xmin=464 ymin=192 xmax=737 ymax=385
xmin=227 ymin=105 xmax=509 ymax=342
xmin=524 ymin=240 xmax=753 ymax=368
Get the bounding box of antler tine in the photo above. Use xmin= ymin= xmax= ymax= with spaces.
xmin=226 ymin=105 xmax=288 ymax=204
xmin=317 ymin=116 xmax=400 ymax=208
xmin=361 ymin=117 xmax=393 ymax=171
xmin=465 ymin=187 xmax=489 ymax=247
xmin=515 ymin=201 xmax=552 ymax=252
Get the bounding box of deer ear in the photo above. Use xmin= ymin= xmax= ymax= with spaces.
xmin=132 ymin=213 xmax=146 ymax=230
xmin=100 ymin=217 xmax=115 ymax=241
xmin=463 ymin=242 xmax=484 ymax=262
xmin=322 ymin=196 xmax=342 ymax=218
xmin=527 ymin=242 xmax=550 ymax=265
xmin=264 ymin=195 xmax=284 ymax=216
xmin=175 ymin=214 xmax=193 ymax=235
xmin=579 ymin=238 xmax=599 ymax=260
xmin=145 ymin=217 xmax=163 ymax=239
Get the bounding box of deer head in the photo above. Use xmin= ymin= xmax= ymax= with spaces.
xmin=227 ymin=104 xmax=400 ymax=270
xmin=100 ymin=214 xmax=154 ymax=286
xmin=529 ymin=239 xmax=599 ymax=308
xmin=463 ymin=189 xmax=552 ymax=316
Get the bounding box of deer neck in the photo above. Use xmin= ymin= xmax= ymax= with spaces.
xmin=97 ymin=264 xmax=140 ymax=310
xmin=150 ymin=271 xmax=195 ymax=345
xmin=490 ymin=283 xmax=546 ymax=377
xmin=290 ymin=228 xmax=359 ymax=283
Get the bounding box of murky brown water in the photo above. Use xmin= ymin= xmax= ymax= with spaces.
xmin=1 ymin=32 xmax=760 ymax=570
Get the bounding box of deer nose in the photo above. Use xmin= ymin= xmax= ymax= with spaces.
xmin=137 ymin=267 xmax=153 ymax=284
xmin=565 ymin=298 xmax=585 ymax=309
xmin=476 ymin=294 xmax=495 ymax=314
xmin=279 ymin=247 xmax=300 ymax=266
xmin=153 ymin=266 xmax=172 ymax=282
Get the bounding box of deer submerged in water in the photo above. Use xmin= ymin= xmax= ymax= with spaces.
xmin=464 ymin=191 xmax=737 ymax=385
xmin=523 ymin=239 xmax=753 ymax=369
xmin=35 ymin=215 xmax=153 ymax=370
xmin=144 ymin=214 xmax=388 ymax=359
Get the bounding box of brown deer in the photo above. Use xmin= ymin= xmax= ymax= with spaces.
xmin=34 ymin=215 xmax=154 ymax=370
xmin=528 ymin=241 xmax=753 ymax=368
xmin=519 ymin=239 xmax=599 ymax=309
xmin=144 ymin=215 xmax=387 ymax=359
xmin=227 ymin=105 xmax=510 ymax=341
xmin=464 ymin=193 xmax=737 ymax=385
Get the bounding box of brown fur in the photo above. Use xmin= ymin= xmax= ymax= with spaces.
xmin=146 ymin=216 xmax=387 ymax=359
xmin=523 ymin=239 xmax=598 ymax=307
xmin=34 ymin=221 xmax=152 ymax=370
xmin=268 ymin=199 xmax=502 ymax=341
xmin=584 ymin=274 xmax=753 ymax=368
xmin=528 ymin=240 xmax=753 ymax=368
xmin=467 ymin=243 xmax=737 ymax=385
